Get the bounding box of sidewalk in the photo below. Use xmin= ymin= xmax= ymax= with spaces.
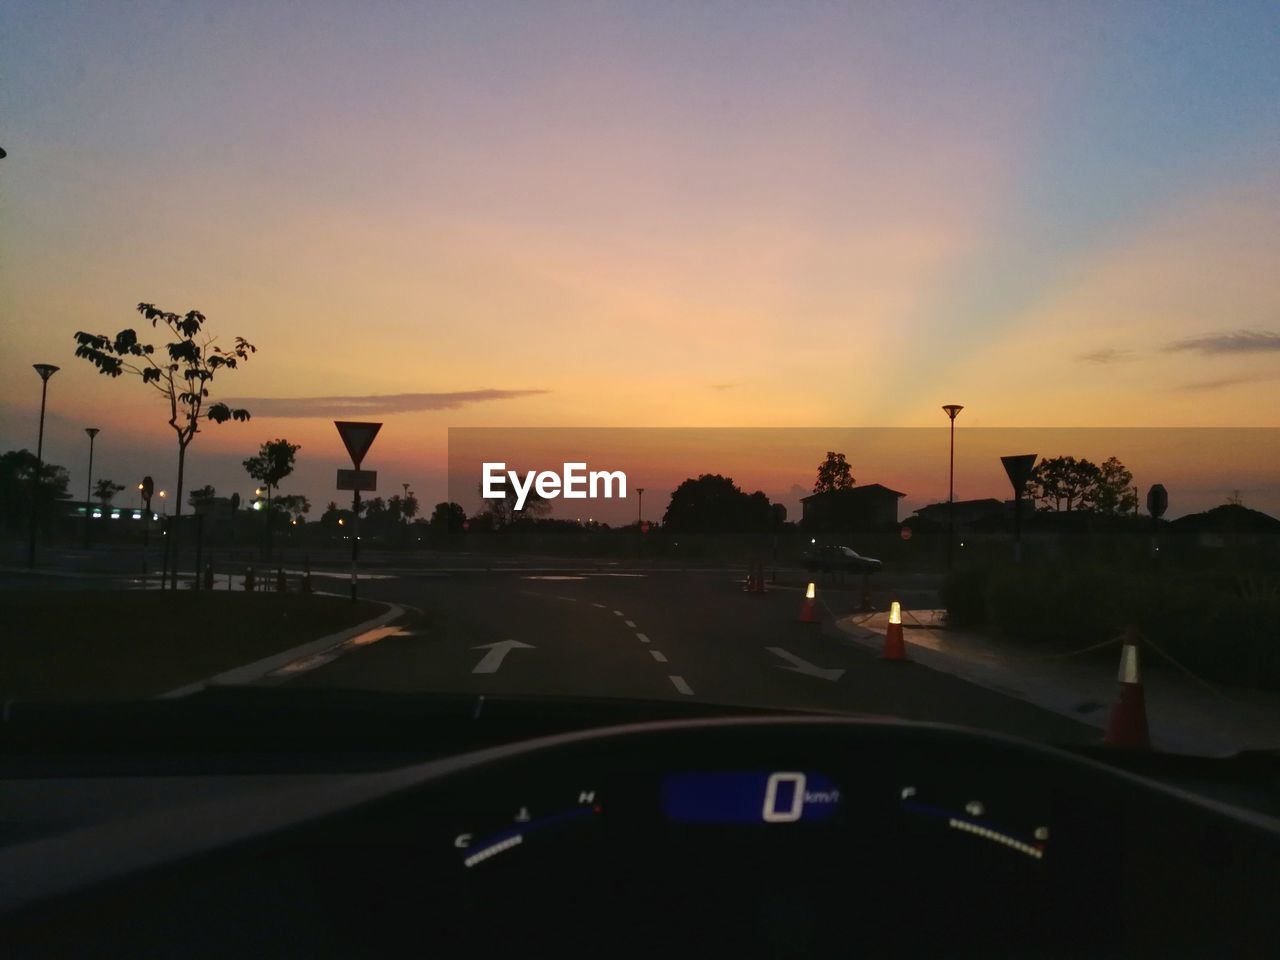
xmin=832 ymin=609 xmax=1280 ymax=756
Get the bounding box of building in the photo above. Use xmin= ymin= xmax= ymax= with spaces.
xmin=800 ymin=484 xmax=906 ymax=531
xmin=912 ymin=498 xmax=1008 ymax=528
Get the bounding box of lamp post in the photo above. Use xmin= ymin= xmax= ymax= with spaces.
xmin=27 ymin=363 xmax=59 ymax=567
xmin=942 ymin=404 xmax=964 ymax=572
xmin=637 ymin=487 xmax=645 ymax=525
xmin=83 ymin=428 xmax=100 ymax=547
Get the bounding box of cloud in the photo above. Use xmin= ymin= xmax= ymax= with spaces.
xmin=1164 ymin=330 xmax=1280 ymax=355
xmin=709 ymin=382 xmax=739 ymax=391
xmin=1176 ymin=373 xmax=1280 ymax=392
xmin=223 ymin=389 xmax=550 ymax=418
xmin=1075 ymin=347 xmax=1135 ymax=364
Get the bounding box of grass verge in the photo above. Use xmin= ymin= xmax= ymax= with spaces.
xmin=1 ymin=591 xmax=383 ymax=701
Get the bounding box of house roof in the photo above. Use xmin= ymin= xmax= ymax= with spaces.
xmin=801 ymin=483 xmax=906 ymax=502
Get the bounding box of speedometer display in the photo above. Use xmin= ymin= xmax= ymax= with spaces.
xmin=661 ymin=771 xmax=840 ymax=824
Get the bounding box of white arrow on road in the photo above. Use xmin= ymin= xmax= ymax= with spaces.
xmin=766 ymin=647 xmax=845 ymax=682
xmin=471 ymin=639 xmax=535 ymax=674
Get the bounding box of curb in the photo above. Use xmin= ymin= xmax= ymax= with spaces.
xmin=825 ymin=614 xmax=1110 ymax=730
xmin=158 ymin=601 xmax=405 ymax=699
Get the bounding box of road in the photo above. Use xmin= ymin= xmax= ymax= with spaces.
xmin=276 ymin=564 xmax=1097 ymax=745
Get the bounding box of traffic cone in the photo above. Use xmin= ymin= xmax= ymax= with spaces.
xmin=1104 ymin=628 xmax=1150 ymax=749
xmin=798 ymin=582 xmax=819 ymax=623
xmin=882 ymin=601 xmax=908 ymax=660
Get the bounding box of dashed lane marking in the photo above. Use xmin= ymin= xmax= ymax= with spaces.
xmin=669 ymin=675 xmax=694 ymax=696
xmin=650 ymin=650 xmax=668 ymax=663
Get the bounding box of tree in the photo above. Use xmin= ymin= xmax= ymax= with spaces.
xmin=430 ymin=501 xmax=467 ymax=533
xmin=0 ymin=450 xmax=71 ymax=533
xmin=1030 ymin=456 xmax=1100 ymax=512
xmin=94 ymin=478 xmax=126 ymax=506
xmin=1031 ymin=455 xmax=1134 ymax=514
xmin=476 ymin=475 xmax=550 ymax=527
xmin=243 ymin=438 xmax=299 ymax=555
xmin=188 ymin=484 xmax=217 ymax=509
xmin=662 ymin=474 xmax=774 ymax=533
xmin=1093 ymin=457 xmax=1137 ymax=515
xmin=274 ymin=494 xmax=311 ymax=523
xmin=814 ymin=452 xmax=855 ymax=494
xmin=74 ymin=304 xmax=254 ymax=588
xmin=242 ymin=439 xmax=300 ymax=513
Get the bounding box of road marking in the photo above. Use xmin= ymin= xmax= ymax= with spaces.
xmin=650 ymin=650 xmax=668 ymax=663
xmin=591 ymin=602 xmax=607 ymax=608
xmin=624 ymin=619 xmax=636 ymax=628
xmin=669 ymin=675 xmax=694 ymax=695
xmin=765 ymin=646 xmax=846 ymax=681
xmin=612 ymin=610 xmax=624 ymax=617
xmin=471 ymin=639 xmax=535 ymax=674
xmin=522 ymin=575 xmax=587 ymax=581
xmin=635 ymin=632 xmax=650 ymax=643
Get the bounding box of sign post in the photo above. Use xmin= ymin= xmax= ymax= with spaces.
xmin=1000 ymin=454 xmax=1038 ymax=563
xmin=1146 ymin=484 xmax=1168 ymax=560
xmin=140 ymin=475 xmax=154 ymax=582
xmin=334 ymin=422 xmax=382 ymax=602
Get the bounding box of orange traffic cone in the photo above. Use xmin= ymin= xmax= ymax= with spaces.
xmin=1104 ymin=628 xmax=1150 ymax=749
xmin=798 ymin=582 xmax=819 ymax=623
xmin=881 ymin=600 xmax=908 ymax=660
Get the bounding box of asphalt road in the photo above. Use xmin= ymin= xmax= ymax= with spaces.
xmin=284 ymin=567 xmax=1097 ymax=746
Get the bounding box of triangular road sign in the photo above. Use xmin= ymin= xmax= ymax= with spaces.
xmin=1000 ymin=454 xmax=1038 ymax=494
xmin=334 ymin=420 xmax=382 ymax=468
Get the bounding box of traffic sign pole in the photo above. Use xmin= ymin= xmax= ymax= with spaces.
xmin=351 ymin=488 xmax=360 ymax=602
xmin=334 ymin=421 xmax=382 ymax=604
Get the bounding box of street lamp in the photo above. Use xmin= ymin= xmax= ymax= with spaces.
xmin=158 ymin=490 xmax=167 ymax=515
xmin=637 ymin=487 xmax=645 ymax=525
xmin=27 ymin=363 xmax=59 ymax=567
xmin=942 ymin=404 xmax=964 ymax=572
xmin=83 ymin=428 xmax=100 ymax=547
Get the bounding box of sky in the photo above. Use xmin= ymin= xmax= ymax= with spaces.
xmin=1 ymin=1 xmax=1277 ymax=519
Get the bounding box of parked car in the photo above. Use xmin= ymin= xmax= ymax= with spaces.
xmin=802 ymin=545 xmax=883 ymax=573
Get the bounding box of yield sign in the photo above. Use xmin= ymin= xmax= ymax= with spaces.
xmin=1000 ymin=454 xmax=1038 ymax=494
xmin=334 ymin=421 xmax=382 ymax=468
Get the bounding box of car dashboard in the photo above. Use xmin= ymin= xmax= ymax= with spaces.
xmin=2 ymin=714 xmax=1279 ymax=958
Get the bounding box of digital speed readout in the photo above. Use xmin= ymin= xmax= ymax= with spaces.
xmin=661 ymin=771 xmax=840 ymax=824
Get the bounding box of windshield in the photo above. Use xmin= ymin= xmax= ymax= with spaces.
xmin=2 ymin=2 xmax=1278 ymax=763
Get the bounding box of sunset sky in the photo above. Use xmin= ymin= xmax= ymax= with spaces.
xmin=2 ymin=2 xmax=1277 ymax=518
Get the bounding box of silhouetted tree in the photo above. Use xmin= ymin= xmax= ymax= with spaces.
xmin=0 ymin=450 xmax=71 ymax=533
xmin=243 ymin=439 xmax=299 ymax=555
xmin=1094 ymin=457 xmax=1137 ymax=515
xmin=188 ymin=484 xmax=217 ymax=509
xmin=663 ymin=474 xmax=775 ymax=532
xmin=73 ymin=304 xmax=254 ymax=587
xmin=1031 ymin=455 xmax=1136 ymax=513
xmin=431 ymin=501 xmax=467 ymax=533
xmin=814 ymin=452 xmax=855 ymax=493
xmin=94 ymin=478 xmax=125 ymax=506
